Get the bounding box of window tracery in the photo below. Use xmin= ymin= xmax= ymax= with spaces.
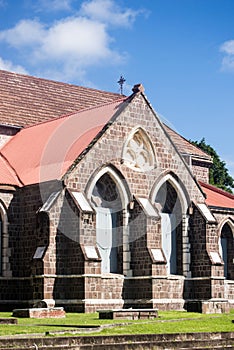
xmin=122 ymin=128 xmax=155 ymax=172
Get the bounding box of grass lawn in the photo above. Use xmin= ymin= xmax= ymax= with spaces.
xmin=0 ymin=310 xmax=233 ymax=337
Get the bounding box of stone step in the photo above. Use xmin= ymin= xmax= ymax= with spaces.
xmin=6 ymin=339 xmax=225 ymax=350
xmin=180 ymin=345 xmax=234 ymax=350
xmin=77 ymin=338 xmax=234 ymax=349
xmin=0 ymin=347 xmax=81 ymax=350
xmin=0 ymin=333 xmax=234 ymax=350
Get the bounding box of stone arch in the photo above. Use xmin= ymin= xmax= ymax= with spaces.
xmin=87 ymin=165 xmax=130 ymax=208
xmin=218 ymin=217 xmax=234 ymax=235
xmin=122 ymin=126 xmax=156 ymax=172
xmin=86 ymin=165 xmax=131 ymax=275
xmin=218 ymin=218 xmax=234 ymax=279
xmin=150 ymin=172 xmax=190 ymax=214
xmin=151 ymin=172 xmax=190 ymax=277
xmin=0 ymin=200 xmax=10 ymax=277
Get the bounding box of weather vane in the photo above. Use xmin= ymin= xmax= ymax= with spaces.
xmin=117 ymin=75 xmax=126 ymax=95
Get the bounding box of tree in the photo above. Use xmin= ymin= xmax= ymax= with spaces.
xmin=191 ymin=138 xmax=234 ymax=193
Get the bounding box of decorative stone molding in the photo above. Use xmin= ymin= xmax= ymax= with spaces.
xmin=122 ymin=127 xmax=156 ymax=172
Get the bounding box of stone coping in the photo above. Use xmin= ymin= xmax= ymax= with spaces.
xmin=13 ymin=307 xmax=64 ymax=312
xmin=12 ymin=307 xmax=66 ymax=318
xmin=97 ymin=308 xmax=158 ymax=320
xmin=97 ymin=308 xmax=158 ymax=312
xmin=0 ymin=332 xmax=233 ymax=348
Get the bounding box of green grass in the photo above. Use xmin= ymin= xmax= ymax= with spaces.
xmin=0 ymin=310 xmax=233 ymax=337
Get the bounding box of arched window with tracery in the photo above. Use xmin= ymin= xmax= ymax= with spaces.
xmin=122 ymin=127 xmax=156 ymax=172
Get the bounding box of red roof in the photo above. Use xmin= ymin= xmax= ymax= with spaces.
xmin=0 ymin=70 xmax=122 ymax=127
xmin=0 ymin=99 xmax=125 ymax=186
xmin=0 ymin=154 xmax=22 ymax=186
xmin=200 ymin=181 xmax=234 ymax=209
xmin=0 ymin=70 xmax=212 ymax=163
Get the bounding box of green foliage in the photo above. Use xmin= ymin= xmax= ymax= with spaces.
xmin=191 ymin=138 xmax=234 ymax=193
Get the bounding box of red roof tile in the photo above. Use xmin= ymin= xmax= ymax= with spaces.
xmin=200 ymin=181 xmax=234 ymax=209
xmin=0 ymin=70 xmax=122 ymax=127
xmin=0 ymin=99 xmax=125 ymax=186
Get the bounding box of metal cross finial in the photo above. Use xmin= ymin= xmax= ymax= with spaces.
xmin=117 ymin=75 xmax=126 ymax=95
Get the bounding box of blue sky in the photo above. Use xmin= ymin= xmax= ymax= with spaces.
xmin=0 ymin=0 xmax=233 ymax=176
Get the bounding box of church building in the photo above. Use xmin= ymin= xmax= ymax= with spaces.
xmin=0 ymin=69 xmax=233 ymax=313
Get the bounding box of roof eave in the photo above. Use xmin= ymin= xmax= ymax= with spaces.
xmin=183 ymin=153 xmax=213 ymax=163
xmin=208 ymin=205 xmax=234 ymax=213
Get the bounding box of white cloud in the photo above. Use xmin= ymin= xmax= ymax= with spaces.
xmin=0 ymin=19 xmax=45 ymax=48
xmin=220 ymin=40 xmax=234 ymax=55
xmin=0 ymin=0 xmax=144 ymax=81
xmin=80 ymin=0 xmax=142 ymax=27
xmin=0 ymin=57 xmax=28 ymax=74
xmin=0 ymin=20 xmax=122 ymax=63
xmin=220 ymin=40 xmax=234 ymax=71
xmin=39 ymin=17 xmax=115 ymax=63
xmin=0 ymin=17 xmax=122 ymax=66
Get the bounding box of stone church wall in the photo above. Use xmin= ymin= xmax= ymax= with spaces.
xmin=191 ymin=159 xmax=210 ymax=183
xmin=60 ymin=93 xmax=206 ymax=310
xmin=0 ymin=92 xmax=231 ymax=312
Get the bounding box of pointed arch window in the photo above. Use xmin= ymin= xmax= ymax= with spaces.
xmin=122 ymin=128 xmax=156 ymax=172
xmin=0 ymin=202 xmax=10 ymax=277
xmin=155 ymin=180 xmax=183 ymax=275
xmin=90 ymin=170 xmax=125 ymax=274
xmin=151 ymin=174 xmax=190 ymax=277
xmin=87 ymin=166 xmax=131 ymax=276
xmin=91 ymin=173 xmax=120 ymax=274
xmin=219 ymin=222 xmax=234 ymax=279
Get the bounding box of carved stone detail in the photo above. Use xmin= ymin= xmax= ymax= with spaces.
xmin=123 ymin=128 xmax=155 ymax=172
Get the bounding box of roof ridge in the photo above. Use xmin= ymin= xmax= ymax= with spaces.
xmin=0 ymin=69 xmax=122 ymax=97
xmin=199 ymin=181 xmax=234 ymax=199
